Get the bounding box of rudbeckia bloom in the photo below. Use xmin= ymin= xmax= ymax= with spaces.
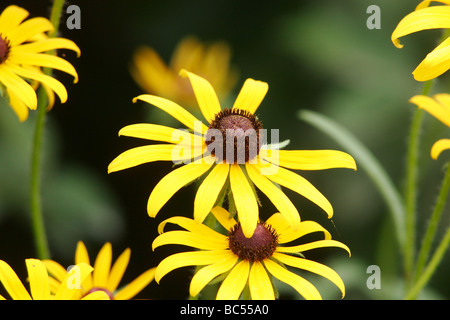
xmin=391 ymin=0 xmax=450 ymax=81
xmin=43 ymin=241 xmax=156 ymax=300
xmin=0 ymin=5 xmax=80 ymax=121
xmin=131 ymin=36 xmax=238 ymax=108
xmin=109 ymin=70 xmax=356 ymax=238
xmin=152 ymin=206 xmax=350 ymax=300
xmin=410 ymin=93 xmax=450 ymax=159
xmin=0 ymin=258 xmax=109 ymax=300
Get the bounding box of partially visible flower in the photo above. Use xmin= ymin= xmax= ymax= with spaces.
xmin=130 ymin=36 xmax=238 ymax=108
xmin=109 ymin=70 xmax=356 ymax=238
xmin=0 ymin=5 xmax=80 ymax=121
xmin=43 ymin=241 xmax=156 ymax=300
xmin=391 ymin=0 xmax=450 ymax=81
xmin=152 ymin=206 xmax=350 ymax=300
xmin=410 ymin=93 xmax=450 ymax=159
xmin=0 ymin=258 xmax=109 ymax=300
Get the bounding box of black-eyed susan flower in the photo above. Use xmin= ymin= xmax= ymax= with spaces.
xmin=130 ymin=36 xmax=238 ymax=108
xmin=0 ymin=5 xmax=80 ymax=121
xmin=392 ymin=0 xmax=450 ymax=81
xmin=109 ymin=70 xmax=356 ymax=238
xmin=0 ymin=258 xmax=109 ymax=300
xmin=152 ymin=206 xmax=350 ymax=300
xmin=43 ymin=241 xmax=156 ymax=300
xmin=410 ymin=93 xmax=450 ymax=159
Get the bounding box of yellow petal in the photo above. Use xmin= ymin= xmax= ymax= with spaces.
xmin=93 ymin=242 xmax=112 ymax=288
xmin=42 ymin=259 xmax=68 ymax=283
xmin=152 ymin=230 xmax=228 ymax=251
xmin=0 ymin=260 xmax=31 ymax=300
xmin=416 ymin=0 xmax=450 ymax=10
xmin=147 ymin=160 xmax=214 ymax=217
xmin=108 ymin=144 xmax=187 ymax=173
xmin=4 ymin=62 xmax=68 ymax=103
xmin=266 ymin=213 xmax=332 ymax=243
xmin=7 ymin=17 xmax=54 ymax=46
xmin=75 ymin=241 xmax=93 ymax=289
xmin=156 ymin=216 xmax=222 ymax=238
xmin=133 ymin=94 xmax=208 ymax=134
xmin=409 ymin=94 xmax=450 ymax=126
xmin=194 ymin=164 xmax=230 ymax=223
xmin=190 ymin=252 xmax=238 ymax=297
xmin=10 ymin=51 xmax=78 ymax=83
xmin=106 ymin=248 xmax=130 ymax=292
xmin=431 ymin=138 xmax=450 ymax=159
xmin=54 ymin=263 xmax=94 ymax=300
xmin=211 ymin=206 xmax=237 ymax=231
xmin=81 ymin=291 xmax=110 ymax=300
xmin=0 ymin=65 xmax=37 ymax=109
xmin=180 ymin=69 xmax=222 ymax=123
xmin=232 ymin=78 xmax=268 ymax=114
xmin=412 ymin=36 xmax=450 ymax=81
xmin=216 ymin=260 xmax=250 ymax=300
xmin=246 ymin=163 xmax=301 ymax=230
xmin=265 ymin=164 xmax=333 ymax=218
xmin=25 ymin=259 xmax=50 ymax=300
xmin=154 ymin=250 xmax=229 ymax=283
xmin=6 ymin=87 xmax=29 ymax=121
xmin=229 ymin=164 xmax=259 ymax=238
xmin=0 ymin=5 xmax=29 ymax=34
xmin=114 ymin=267 xmax=156 ymax=300
xmin=392 ymin=6 xmax=450 ymax=49
xmin=273 ymin=252 xmax=346 ymax=298
xmin=14 ymin=38 xmax=81 ymax=57
xmin=249 ymin=261 xmax=275 ymax=300
xmin=277 ymin=239 xmax=351 ymax=257
xmin=263 ymin=259 xmax=321 ymax=300
xmin=265 ymin=149 xmax=357 ymax=171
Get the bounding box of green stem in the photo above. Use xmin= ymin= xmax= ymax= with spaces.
xmin=403 ymin=79 xmax=433 ymax=282
xmin=29 ymin=0 xmax=66 ymax=260
xmin=410 ymin=162 xmax=450 ymax=297
xmin=405 ymin=225 xmax=450 ymax=300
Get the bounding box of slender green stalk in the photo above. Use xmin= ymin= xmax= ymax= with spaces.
xmin=29 ymin=0 xmax=66 ymax=260
xmin=411 ymin=162 xmax=450 ymax=293
xmin=403 ymin=79 xmax=433 ymax=282
xmin=405 ymin=225 xmax=450 ymax=300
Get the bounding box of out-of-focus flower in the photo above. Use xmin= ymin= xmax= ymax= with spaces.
xmin=152 ymin=206 xmax=350 ymax=300
xmin=130 ymin=36 xmax=238 ymax=108
xmin=43 ymin=241 xmax=156 ymax=300
xmin=392 ymin=0 xmax=450 ymax=81
xmin=410 ymin=93 xmax=450 ymax=159
xmin=0 ymin=258 xmax=109 ymax=300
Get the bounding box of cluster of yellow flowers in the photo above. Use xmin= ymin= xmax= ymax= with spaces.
xmin=1 ymin=0 xmax=450 ymax=300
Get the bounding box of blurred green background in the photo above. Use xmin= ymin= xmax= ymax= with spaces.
xmin=0 ymin=0 xmax=449 ymax=300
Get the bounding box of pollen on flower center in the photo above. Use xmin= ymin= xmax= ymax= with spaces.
xmin=205 ymin=108 xmax=263 ymax=164
xmin=0 ymin=34 xmax=10 ymax=64
xmin=228 ymin=222 xmax=278 ymax=262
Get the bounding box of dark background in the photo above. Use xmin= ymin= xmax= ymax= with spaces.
xmin=0 ymin=0 xmax=449 ymax=300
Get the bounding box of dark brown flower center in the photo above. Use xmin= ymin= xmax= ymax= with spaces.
xmin=228 ymin=222 xmax=278 ymax=262
xmin=0 ymin=35 xmax=10 ymax=64
xmin=205 ymin=108 xmax=263 ymax=164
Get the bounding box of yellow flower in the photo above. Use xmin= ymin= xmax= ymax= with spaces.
xmin=109 ymin=70 xmax=356 ymax=238
xmin=0 ymin=5 xmax=80 ymax=121
xmin=130 ymin=36 xmax=238 ymax=108
xmin=391 ymin=0 xmax=450 ymax=81
xmin=410 ymin=93 xmax=450 ymax=159
xmin=0 ymin=258 xmax=109 ymax=300
xmin=152 ymin=206 xmax=350 ymax=300
xmin=43 ymin=241 xmax=156 ymax=300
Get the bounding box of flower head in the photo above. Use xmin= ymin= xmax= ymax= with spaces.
xmin=109 ymin=70 xmax=356 ymax=238
xmin=131 ymin=36 xmax=238 ymax=108
xmin=0 ymin=258 xmax=109 ymax=300
xmin=43 ymin=241 xmax=156 ymax=300
xmin=0 ymin=5 xmax=80 ymax=121
xmin=410 ymin=93 xmax=450 ymax=159
xmin=392 ymin=0 xmax=450 ymax=81
xmin=152 ymin=206 xmax=350 ymax=300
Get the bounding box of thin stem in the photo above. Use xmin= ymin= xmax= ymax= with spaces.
xmin=29 ymin=0 xmax=66 ymax=260
xmin=413 ymin=162 xmax=450 ymax=285
xmin=403 ymin=79 xmax=433 ymax=282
